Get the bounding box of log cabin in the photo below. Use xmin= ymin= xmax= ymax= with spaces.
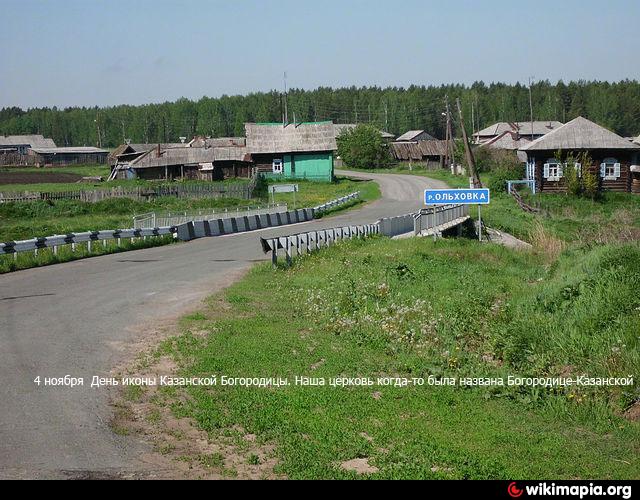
xmin=518 ymin=117 xmax=640 ymax=194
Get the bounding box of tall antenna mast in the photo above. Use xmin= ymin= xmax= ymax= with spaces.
xmin=283 ymin=71 xmax=289 ymax=126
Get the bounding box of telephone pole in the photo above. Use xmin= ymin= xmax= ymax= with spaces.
xmin=528 ymin=76 xmax=535 ymax=140
xmin=456 ymin=98 xmax=481 ymax=188
xmin=283 ymin=72 xmax=289 ymax=125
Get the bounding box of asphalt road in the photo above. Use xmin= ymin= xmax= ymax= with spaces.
xmin=0 ymin=170 xmax=446 ymax=479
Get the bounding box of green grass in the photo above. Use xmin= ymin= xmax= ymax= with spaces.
xmin=0 ymin=176 xmax=378 ymax=243
xmin=153 ymin=237 xmax=640 ymax=479
xmin=355 ymin=166 xmax=640 ymax=244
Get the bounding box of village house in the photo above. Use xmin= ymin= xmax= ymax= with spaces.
xmin=518 ymin=116 xmax=640 ymax=193
xmin=389 ymin=140 xmax=448 ymax=168
xmin=114 ymin=144 xmax=252 ymax=181
xmin=108 ymin=142 xmax=186 ymax=167
xmin=245 ymin=122 xmax=336 ymax=182
xmin=0 ymin=134 xmax=56 ymax=154
xmin=474 ymin=121 xmax=562 ymax=145
xmin=394 ymin=130 xmax=436 ymax=142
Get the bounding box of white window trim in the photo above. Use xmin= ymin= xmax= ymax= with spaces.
xmin=272 ymin=158 xmax=283 ymax=174
xmin=600 ymin=158 xmax=621 ymax=181
xmin=543 ymin=159 xmax=563 ymax=182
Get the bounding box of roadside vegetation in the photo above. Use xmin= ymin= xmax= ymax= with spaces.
xmin=117 ymin=156 xmax=640 ymax=479
xmin=133 ymin=236 xmax=639 ymax=479
xmin=0 ymin=175 xmax=380 ymax=273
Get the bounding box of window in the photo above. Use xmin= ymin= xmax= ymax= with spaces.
xmin=574 ymin=163 xmax=582 ymax=177
xmin=272 ymin=159 xmax=283 ymax=174
xmin=600 ymin=158 xmax=621 ymax=181
xmin=543 ymin=159 xmax=563 ymax=181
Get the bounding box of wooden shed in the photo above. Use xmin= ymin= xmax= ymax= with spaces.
xmin=389 ymin=140 xmax=447 ymax=168
xmin=29 ymin=147 xmax=108 ymax=166
xmin=519 ymin=117 xmax=640 ymax=194
xmin=395 ymin=130 xmax=436 ymax=142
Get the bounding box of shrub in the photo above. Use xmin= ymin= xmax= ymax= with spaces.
xmin=336 ymin=124 xmax=393 ymax=169
xmin=488 ymin=164 xmax=525 ymax=193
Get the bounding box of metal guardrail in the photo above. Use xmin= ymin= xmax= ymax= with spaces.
xmin=313 ymin=192 xmax=360 ymax=213
xmin=260 ymin=223 xmax=380 ymax=266
xmin=133 ymin=203 xmax=288 ymax=229
xmin=0 ymin=226 xmax=176 ymax=259
xmin=0 ymin=192 xmax=362 ymax=261
xmin=413 ymin=204 xmax=470 ymax=236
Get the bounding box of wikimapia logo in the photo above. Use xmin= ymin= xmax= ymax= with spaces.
xmin=507 ymin=482 xmax=632 ymax=499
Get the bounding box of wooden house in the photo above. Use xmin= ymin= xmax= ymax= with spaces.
xmin=518 ymin=117 xmax=640 ymax=193
xmin=0 ymin=135 xmax=56 ymax=155
xmin=474 ymin=121 xmax=562 ymax=145
xmin=117 ymin=145 xmax=252 ymax=181
xmin=333 ymin=124 xmax=395 ymax=142
xmin=245 ymin=122 xmax=336 ymax=183
xmin=389 ymin=140 xmax=447 ymax=168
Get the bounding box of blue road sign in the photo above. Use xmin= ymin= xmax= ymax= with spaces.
xmin=424 ymin=188 xmax=490 ymax=205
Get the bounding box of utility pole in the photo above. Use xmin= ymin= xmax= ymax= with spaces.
xmin=94 ymin=115 xmax=101 ymax=148
xmin=456 ymin=98 xmax=481 ymax=188
xmin=528 ymin=76 xmax=535 ymax=140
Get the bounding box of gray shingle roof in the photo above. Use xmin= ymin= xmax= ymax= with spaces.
xmin=130 ymin=146 xmax=251 ymax=169
xmin=520 ymin=117 xmax=640 ymax=151
xmin=475 ymin=121 xmax=563 ymax=138
xmin=0 ymin=135 xmax=57 ymax=148
xmin=390 ymin=140 xmax=447 ymax=160
xmin=245 ymin=122 xmax=337 ymax=154
xmin=480 ymin=131 xmax=531 ymax=150
xmin=395 ymin=130 xmax=435 ymax=142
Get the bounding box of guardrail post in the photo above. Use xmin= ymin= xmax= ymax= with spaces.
xmin=271 ymin=239 xmax=278 ymax=267
xmin=286 ymin=238 xmax=292 ymax=266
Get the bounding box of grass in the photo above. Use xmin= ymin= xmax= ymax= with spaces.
xmin=152 ymin=237 xmax=639 ymax=479
xmin=0 ymin=176 xmax=378 ymax=242
xmin=355 ymin=166 xmax=640 ymax=245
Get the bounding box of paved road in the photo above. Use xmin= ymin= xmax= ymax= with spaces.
xmin=0 ymin=170 xmax=446 ymax=479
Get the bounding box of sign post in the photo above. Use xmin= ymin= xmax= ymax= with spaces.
xmin=269 ymin=184 xmax=299 ymax=208
xmin=424 ymin=188 xmax=490 ymax=241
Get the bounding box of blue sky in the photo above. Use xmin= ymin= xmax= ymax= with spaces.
xmin=0 ymin=0 xmax=638 ymax=108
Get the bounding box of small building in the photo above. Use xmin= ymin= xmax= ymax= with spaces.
xmin=245 ymin=122 xmax=336 ymax=182
xmin=187 ymin=136 xmax=246 ymax=148
xmin=119 ymin=145 xmax=252 ymax=181
xmin=474 ymin=121 xmax=562 ymax=145
xmin=0 ymin=134 xmax=56 ymax=154
xmin=389 ymin=140 xmax=447 ymax=168
xmin=477 ymin=131 xmax=531 ymax=162
xmin=29 ymin=147 xmax=108 ymax=166
xmin=108 ymin=143 xmax=186 ymax=167
xmin=394 ymin=130 xmax=436 ymax=142
xmin=518 ymin=116 xmax=640 ymax=193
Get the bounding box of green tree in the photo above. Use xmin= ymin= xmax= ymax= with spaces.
xmin=336 ymin=124 xmax=392 ymax=169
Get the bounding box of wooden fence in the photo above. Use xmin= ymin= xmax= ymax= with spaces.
xmin=0 ymin=180 xmax=256 ymax=204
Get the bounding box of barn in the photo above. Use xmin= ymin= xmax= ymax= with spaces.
xmin=29 ymin=146 xmax=109 ymax=166
xmin=519 ymin=117 xmax=640 ymax=193
xmin=245 ymin=122 xmax=336 ymax=183
xmin=118 ymin=145 xmax=253 ymax=181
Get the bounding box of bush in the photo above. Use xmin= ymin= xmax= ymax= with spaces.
xmin=488 ymin=164 xmax=525 ymax=193
xmin=336 ymin=124 xmax=393 ymax=169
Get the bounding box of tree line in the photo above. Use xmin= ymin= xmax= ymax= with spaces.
xmin=1 ymin=80 xmax=639 ymax=148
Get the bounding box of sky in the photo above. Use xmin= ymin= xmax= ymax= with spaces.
xmin=0 ymin=0 xmax=638 ymax=109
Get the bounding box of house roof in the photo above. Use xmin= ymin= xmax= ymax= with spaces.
xmin=30 ymin=147 xmax=108 ymax=154
xmin=635 ymin=135 xmax=640 ymax=145
xmin=128 ymin=143 xmax=187 ymax=152
xmin=520 ymin=117 xmax=640 ymax=152
xmin=130 ymin=146 xmax=251 ymax=169
xmin=245 ymin=122 xmax=337 ymax=154
xmin=390 ymin=140 xmax=447 ymax=161
xmin=333 ymin=124 xmax=395 ymax=139
xmin=188 ymin=136 xmax=246 ymax=148
xmin=395 ymin=130 xmax=436 ymax=142
xmin=0 ymin=135 xmax=56 ymax=148
xmin=475 ymin=121 xmax=563 ymax=138
xmin=480 ymin=131 xmax=531 ymax=150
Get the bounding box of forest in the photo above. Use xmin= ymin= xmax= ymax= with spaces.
xmin=0 ymin=80 xmax=639 ymax=148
